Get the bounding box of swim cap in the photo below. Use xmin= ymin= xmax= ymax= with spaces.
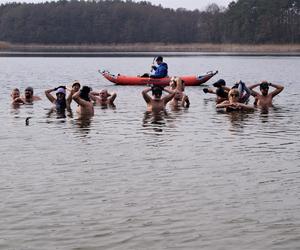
xmin=56 ymin=87 xmax=66 ymax=95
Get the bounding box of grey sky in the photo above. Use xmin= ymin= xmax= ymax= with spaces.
xmin=0 ymin=0 xmax=234 ymax=10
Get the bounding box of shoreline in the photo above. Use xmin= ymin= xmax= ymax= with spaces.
xmin=1 ymin=42 xmax=300 ymax=54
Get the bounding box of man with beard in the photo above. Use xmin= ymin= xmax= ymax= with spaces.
xmin=249 ymin=81 xmax=284 ymax=107
xmin=21 ymin=87 xmax=41 ymax=104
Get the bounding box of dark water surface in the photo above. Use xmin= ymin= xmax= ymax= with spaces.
xmin=1 ymin=55 xmax=300 ymax=250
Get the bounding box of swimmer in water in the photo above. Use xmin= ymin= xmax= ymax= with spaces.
xmin=249 ymin=81 xmax=284 ymax=107
xmin=21 ymin=87 xmax=42 ymax=104
xmin=66 ymin=81 xmax=81 ymax=110
xmin=45 ymin=86 xmax=67 ymax=114
xmin=11 ymin=88 xmax=25 ymax=105
xmin=168 ymin=77 xmax=190 ymax=108
xmin=90 ymin=89 xmax=117 ymax=106
xmin=203 ymin=79 xmax=230 ymax=104
xmin=142 ymin=85 xmax=175 ymax=113
xmin=216 ymin=88 xmax=254 ymax=112
xmin=72 ymin=86 xmax=94 ymax=117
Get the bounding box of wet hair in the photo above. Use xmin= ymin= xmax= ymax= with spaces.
xmin=260 ymin=82 xmax=269 ymax=89
xmin=213 ymin=79 xmax=226 ymax=88
xmin=151 ymin=86 xmax=163 ymax=96
xmin=79 ymin=86 xmax=91 ymax=101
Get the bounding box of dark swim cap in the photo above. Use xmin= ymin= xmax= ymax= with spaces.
xmin=213 ymin=79 xmax=226 ymax=88
xmin=260 ymin=82 xmax=269 ymax=89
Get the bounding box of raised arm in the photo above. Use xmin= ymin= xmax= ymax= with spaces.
xmin=45 ymin=88 xmax=56 ymax=103
xmin=72 ymin=91 xmax=89 ymax=107
xmin=162 ymin=88 xmax=175 ymax=104
xmin=108 ymin=92 xmax=117 ymax=104
xmin=203 ymin=88 xmax=216 ymax=94
xmin=142 ymin=87 xmax=152 ymax=103
xmin=269 ymin=83 xmax=284 ymax=97
xmin=248 ymin=83 xmax=261 ymax=96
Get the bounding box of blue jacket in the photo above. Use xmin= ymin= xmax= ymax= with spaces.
xmin=150 ymin=62 xmax=168 ymax=78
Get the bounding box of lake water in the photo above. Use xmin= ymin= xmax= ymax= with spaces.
xmin=1 ymin=54 xmax=300 ymax=250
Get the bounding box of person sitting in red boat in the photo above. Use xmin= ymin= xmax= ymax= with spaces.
xmin=141 ymin=56 xmax=168 ymax=78
xmin=150 ymin=56 xmax=168 ymax=78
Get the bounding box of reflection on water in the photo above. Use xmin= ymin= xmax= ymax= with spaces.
xmin=45 ymin=108 xmax=67 ymax=119
xmin=142 ymin=111 xmax=167 ymax=133
xmin=73 ymin=117 xmax=93 ymax=137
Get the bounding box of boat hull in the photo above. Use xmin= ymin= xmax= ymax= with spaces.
xmin=99 ymin=70 xmax=218 ymax=86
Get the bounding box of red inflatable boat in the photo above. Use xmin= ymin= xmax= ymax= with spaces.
xmin=99 ymin=70 xmax=218 ymax=86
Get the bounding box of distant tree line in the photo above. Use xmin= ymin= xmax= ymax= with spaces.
xmin=0 ymin=0 xmax=299 ymax=44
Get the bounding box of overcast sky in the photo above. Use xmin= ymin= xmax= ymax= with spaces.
xmin=0 ymin=0 xmax=234 ymax=10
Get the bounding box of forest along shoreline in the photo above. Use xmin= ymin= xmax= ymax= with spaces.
xmin=1 ymin=42 xmax=300 ymax=54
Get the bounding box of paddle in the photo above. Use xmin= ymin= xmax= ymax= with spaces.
xmin=151 ymin=56 xmax=157 ymax=73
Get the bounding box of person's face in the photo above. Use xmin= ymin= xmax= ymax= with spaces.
xmin=99 ymin=90 xmax=108 ymax=99
xmin=11 ymin=90 xmax=20 ymax=99
xmin=156 ymin=59 xmax=162 ymax=65
xmin=56 ymin=93 xmax=65 ymax=100
xmin=25 ymin=89 xmax=33 ymax=98
xmin=72 ymin=84 xmax=80 ymax=92
xmin=169 ymin=80 xmax=176 ymax=89
xmin=260 ymin=87 xmax=269 ymax=96
xmin=229 ymin=92 xmax=239 ymax=102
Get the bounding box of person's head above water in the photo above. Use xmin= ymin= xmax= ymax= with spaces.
xmin=99 ymin=89 xmax=109 ymax=99
xmin=260 ymin=81 xmax=270 ymax=96
xmin=72 ymin=81 xmax=81 ymax=91
xmin=151 ymin=86 xmax=163 ymax=99
xmin=80 ymin=86 xmax=91 ymax=101
xmin=25 ymin=87 xmax=34 ymax=99
xmin=228 ymin=88 xmax=240 ymax=101
xmin=11 ymin=88 xmax=20 ymax=99
xmin=56 ymin=87 xmax=66 ymax=99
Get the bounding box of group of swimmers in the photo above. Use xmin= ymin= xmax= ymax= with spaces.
xmin=203 ymin=79 xmax=284 ymax=112
xmin=10 ymin=74 xmax=284 ymax=118
xmin=10 ymin=81 xmax=117 ymax=117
